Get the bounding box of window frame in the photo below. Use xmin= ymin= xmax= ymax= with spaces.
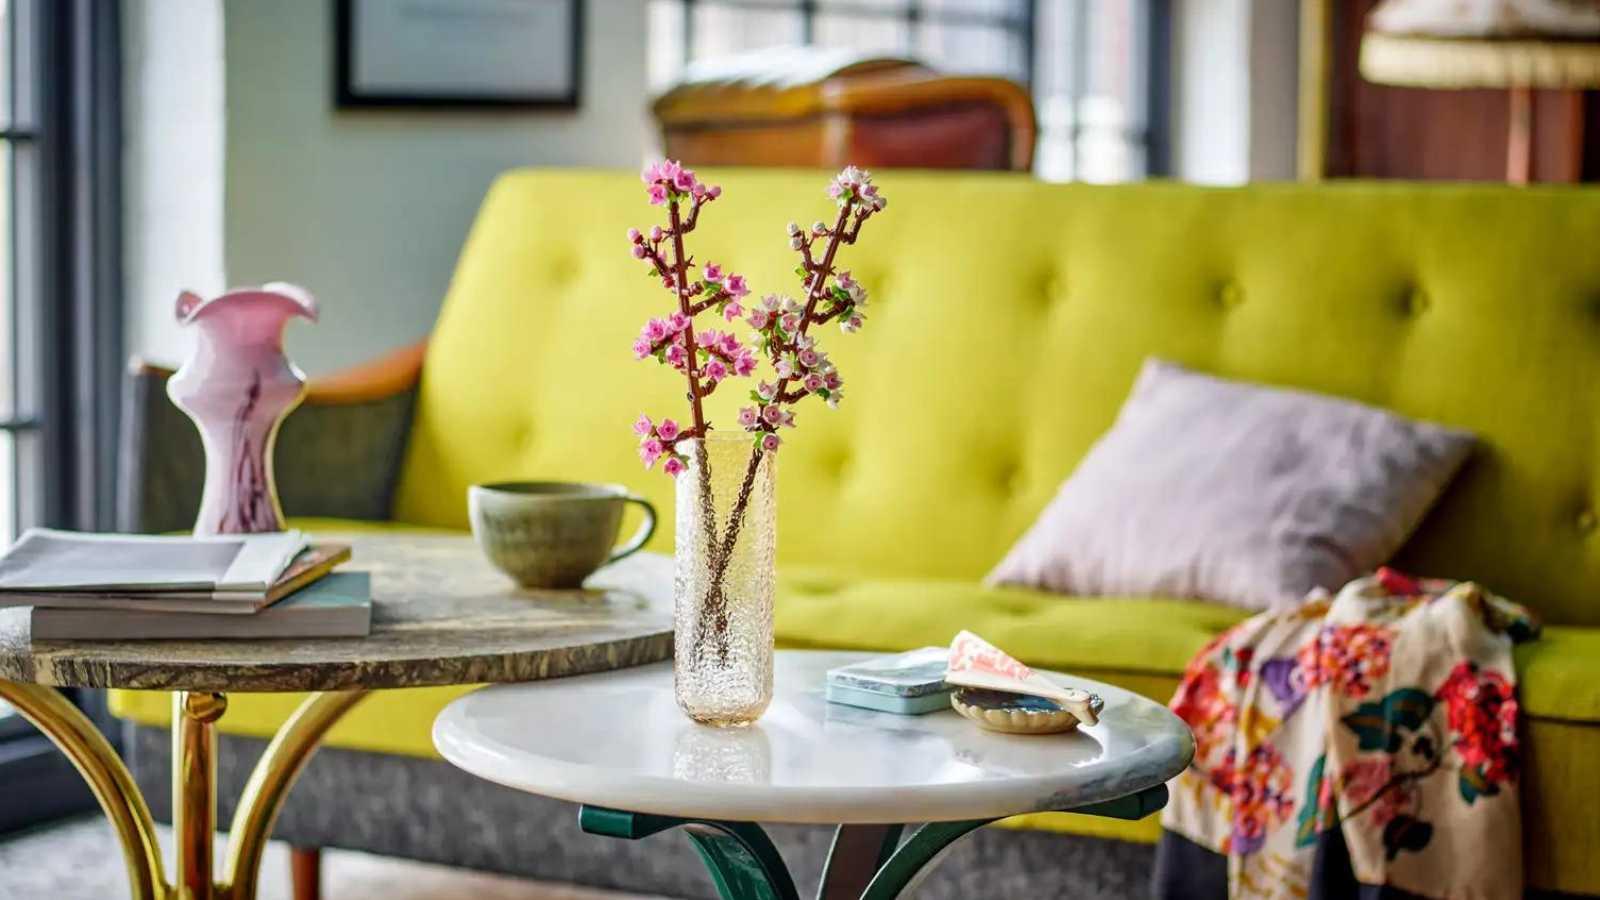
xmin=0 ymin=0 xmax=125 ymax=835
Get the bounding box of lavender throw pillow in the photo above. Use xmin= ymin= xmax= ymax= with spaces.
xmin=987 ymin=359 xmax=1474 ymax=611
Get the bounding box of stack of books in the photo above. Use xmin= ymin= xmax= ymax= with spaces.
xmin=0 ymin=528 xmax=370 ymax=640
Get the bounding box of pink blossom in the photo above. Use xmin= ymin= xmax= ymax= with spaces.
xmin=665 ymin=343 xmax=687 ymax=368
xmin=803 ymin=373 xmax=824 ymax=392
xmin=703 ymin=358 xmax=728 ymax=382
xmin=662 ymin=456 xmax=686 ymax=477
xmin=691 ymin=181 xmax=707 ymax=199
xmin=669 ymin=312 xmax=690 ymax=332
xmin=627 ymin=227 xmax=642 ymax=243
xmin=842 ymin=314 xmax=864 ymax=333
xmin=703 ymin=262 xmax=724 ymax=283
xmin=657 ymin=418 xmax=681 ymax=441
xmin=647 ymin=184 xmax=668 ymax=205
xmin=763 ymin=295 xmax=784 ymax=312
xmin=733 ymin=354 xmax=756 ymax=377
xmin=630 ymin=245 xmax=646 ymax=259
xmin=725 ymin=274 xmax=749 ymax=298
xmin=645 ymin=319 xmax=669 ymax=342
xmin=719 ymin=332 xmax=741 ymax=355
xmin=836 ymin=270 xmax=856 ymax=290
xmin=757 ymin=381 xmax=777 ymax=401
xmin=673 ymin=169 xmax=697 ymax=192
xmin=632 ymin=337 xmax=652 ymax=359
xmin=747 ymin=309 xmax=770 ymax=330
xmin=639 ymin=438 xmax=663 ymax=468
xmin=761 ymin=433 xmax=781 ymax=453
xmin=650 ymin=225 xmax=664 ymax=242
xmin=775 ymin=358 xmax=794 ymax=379
xmin=782 ymin=409 xmax=796 ymax=428
xmin=738 ymin=407 xmax=759 ymax=429
xmin=633 ymin=414 xmax=654 ymax=437
xmin=706 ymin=185 xmax=722 ymax=199
xmin=781 ymin=314 xmax=800 ymax=333
xmin=798 ymin=349 xmax=819 ymax=368
xmin=761 ymin=405 xmax=783 ymax=426
xmin=723 ymin=301 xmax=743 ymax=322
xmin=824 ymin=370 xmax=842 ymax=390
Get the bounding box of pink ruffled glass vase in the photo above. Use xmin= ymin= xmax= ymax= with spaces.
xmin=167 ymin=283 xmax=318 ymax=536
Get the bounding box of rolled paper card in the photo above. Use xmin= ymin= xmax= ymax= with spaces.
xmin=945 ymin=630 xmax=1099 ymax=726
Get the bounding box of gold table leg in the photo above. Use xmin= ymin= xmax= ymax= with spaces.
xmin=0 ymin=680 xmax=167 ymax=900
xmin=0 ymin=680 xmax=367 ymax=900
xmin=222 ymin=690 xmax=368 ymax=900
xmin=174 ymin=692 xmax=227 ymax=899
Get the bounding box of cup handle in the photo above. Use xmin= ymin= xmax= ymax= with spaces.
xmin=606 ymin=495 xmax=658 ymax=566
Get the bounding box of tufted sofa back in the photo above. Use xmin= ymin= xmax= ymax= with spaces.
xmin=394 ymin=169 xmax=1600 ymax=626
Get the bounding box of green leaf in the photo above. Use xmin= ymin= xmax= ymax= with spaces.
xmin=1294 ymin=755 xmax=1331 ymax=848
xmin=1340 ymin=688 xmax=1436 ymax=753
xmin=1458 ymin=765 xmax=1498 ymax=804
xmin=817 ymin=388 xmax=831 ymax=400
xmin=794 ymin=266 xmax=807 ymax=277
xmin=1381 ymin=815 xmax=1433 ymax=860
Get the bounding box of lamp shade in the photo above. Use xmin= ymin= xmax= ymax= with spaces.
xmin=1361 ymin=0 xmax=1600 ymax=88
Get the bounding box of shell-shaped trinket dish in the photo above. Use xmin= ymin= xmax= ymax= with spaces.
xmin=951 ymin=688 xmax=1105 ymax=735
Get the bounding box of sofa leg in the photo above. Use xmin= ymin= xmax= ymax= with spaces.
xmin=290 ymin=846 xmax=322 ymax=900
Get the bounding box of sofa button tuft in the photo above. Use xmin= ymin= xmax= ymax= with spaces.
xmin=1404 ymin=288 xmax=1430 ymax=316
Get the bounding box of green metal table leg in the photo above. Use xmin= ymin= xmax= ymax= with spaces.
xmin=579 ymin=806 xmax=800 ymax=900
xmin=579 ymin=784 xmax=1169 ymax=900
xmin=857 ymin=785 xmax=1171 ymax=900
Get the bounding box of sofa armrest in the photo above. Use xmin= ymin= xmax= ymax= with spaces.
xmin=116 ymin=341 xmax=425 ymax=534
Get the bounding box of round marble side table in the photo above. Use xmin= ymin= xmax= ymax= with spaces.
xmin=0 ymin=535 xmax=674 ymax=900
xmin=434 ymin=650 xmax=1195 ymax=900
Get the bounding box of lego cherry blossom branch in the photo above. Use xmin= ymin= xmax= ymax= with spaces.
xmin=711 ymin=167 xmax=887 ymax=586
xmin=627 ymin=161 xmax=755 ymax=477
xmin=624 ymin=162 xmax=886 ymax=655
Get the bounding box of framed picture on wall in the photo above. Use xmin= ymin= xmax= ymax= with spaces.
xmin=335 ymin=0 xmax=582 ymax=109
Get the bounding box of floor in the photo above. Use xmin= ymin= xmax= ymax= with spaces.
xmin=0 ymin=816 xmax=670 ymax=900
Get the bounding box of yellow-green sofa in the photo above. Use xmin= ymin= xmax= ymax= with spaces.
xmin=114 ymin=170 xmax=1600 ymax=896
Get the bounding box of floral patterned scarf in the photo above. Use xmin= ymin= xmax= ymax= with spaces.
xmin=1156 ymin=569 xmax=1538 ymax=900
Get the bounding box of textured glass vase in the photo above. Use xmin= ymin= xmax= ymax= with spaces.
xmin=674 ymin=434 xmax=776 ymax=726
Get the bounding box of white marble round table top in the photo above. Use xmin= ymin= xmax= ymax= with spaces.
xmin=434 ymin=650 xmax=1194 ymax=824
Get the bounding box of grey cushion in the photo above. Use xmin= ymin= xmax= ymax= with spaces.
xmin=987 ymin=359 xmax=1475 ymax=611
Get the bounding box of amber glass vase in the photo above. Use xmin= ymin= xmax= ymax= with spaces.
xmin=673 ymin=434 xmax=776 ymax=726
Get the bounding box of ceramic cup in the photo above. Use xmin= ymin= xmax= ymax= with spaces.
xmin=468 ymin=482 xmax=657 ymax=589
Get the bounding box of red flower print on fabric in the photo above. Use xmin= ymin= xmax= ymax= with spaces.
xmin=1171 ymin=662 xmax=1236 ymax=764
xmin=1339 ymin=757 xmax=1409 ymax=828
xmin=1435 ymin=661 xmax=1519 ymax=802
xmin=1209 ymin=744 xmax=1296 ymax=856
xmin=1296 ymin=623 xmax=1394 ymax=698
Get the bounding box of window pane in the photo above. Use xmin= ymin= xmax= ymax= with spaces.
xmin=688 ymin=4 xmax=804 ymax=63
xmin=915 ymin=23 xmax=1026 ymax=81
xmin=814 ymin=13 xmax=911 ymax=57
xmin=0 ymin=139 xmax=10 ymax=422
xmin=1034 ymin=0 xmax=1149 ymax=183
xmin=0 ymin=430 xmax=12 ymax=544
xmin=648 ymin=0 xmax=688 ymax=91
xmin=0 ymin=0 xmax=10 ymax=128
xmin=921 ymin=0 xmax=1027 ymax=18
